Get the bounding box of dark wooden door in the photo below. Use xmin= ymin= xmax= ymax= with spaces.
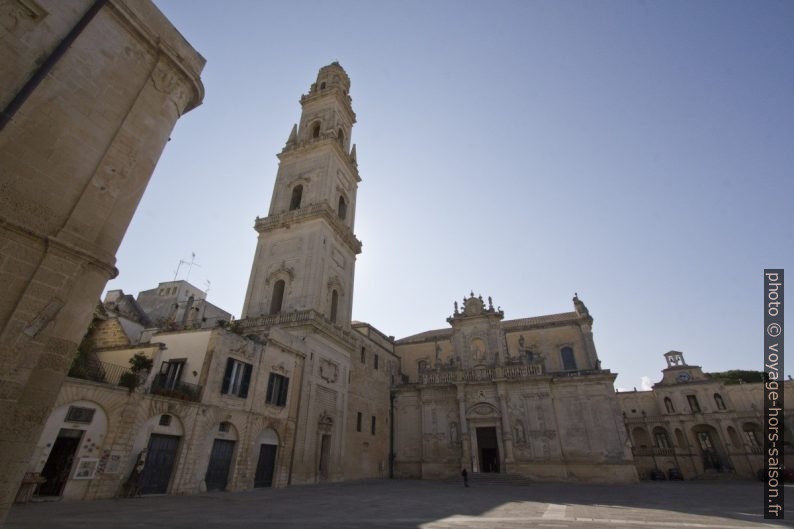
xmin=254 ymin=444 xmax=277 ymax=487
xmin=205 ymin=439 xmax=235 ymax=491
xmin=38 ymin=429 xmax=83 ymax=496
xmin=476 ymin=427 xmax=500 ymax=473
xmin=139 ymin=434 xmax=180 ymax=494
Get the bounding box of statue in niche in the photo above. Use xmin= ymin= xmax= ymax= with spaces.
xmin=434 ymin=342 xmax=442 ymax=367
xmin=514 ymin=420 xmax=526 ymax=445
xmin=449 ymin=422 xmax=459 ymax=444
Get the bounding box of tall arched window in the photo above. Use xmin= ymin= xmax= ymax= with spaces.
xmin=664 ymin=397 xmax=675 ymax=413
xmin=560 ymin=346 xmax=577 ymax=371
xmin=269 ymin=280 xmax=285 ymax=315
xmin=337 ymin=128 xmax=345 ymax=146
xmin=330 ymin=289 xmax=338 ymax=323
xmin=289 ymin=185 xmax=303 ymax=211
xmin=653 ymin=427 xmax=671 ymax=449
xmin=713 ymin=393 xmax=726 ymax=410
xmin=337 ymin=196 xmax=347 ymax=220
xmin=311 ymin=122 xmax=321 ymax=139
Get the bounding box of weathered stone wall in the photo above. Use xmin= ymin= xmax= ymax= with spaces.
xmin=0 ymin=0 xmax=204 ymax=521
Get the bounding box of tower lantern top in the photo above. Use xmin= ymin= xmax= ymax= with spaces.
xmin=309 ymin=62 xmax=351 ymax=96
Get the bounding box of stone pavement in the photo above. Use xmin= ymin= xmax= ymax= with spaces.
xmin=6 ymin=480 xmax=793 ymax=529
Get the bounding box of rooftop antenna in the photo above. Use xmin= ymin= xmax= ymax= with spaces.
xmin=173 ymin=252 xmax=201 ymax=282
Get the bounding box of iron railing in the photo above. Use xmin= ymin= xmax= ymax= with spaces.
xmin=150 ymin=373 xmax=202 ymax=402
xmin=68 ymin=358 xmax=135 ymax=386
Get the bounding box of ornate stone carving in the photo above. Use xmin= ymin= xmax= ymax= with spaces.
xmin=319 ymin=358 xmax=338 ymax=383
xmin=151 ymin=60 xmax=191 ymax=116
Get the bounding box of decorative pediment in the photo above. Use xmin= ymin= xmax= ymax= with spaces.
xmin=271 ymin=362 xmax=289 ymax=376
xmin=265 ymin=262 xmax=295 ymax=285
xmin=466 ymin=402 xmax=500 ymax=418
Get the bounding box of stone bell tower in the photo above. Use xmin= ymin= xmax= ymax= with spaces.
xmin=242 ymin=62 xmax=361 ymax=325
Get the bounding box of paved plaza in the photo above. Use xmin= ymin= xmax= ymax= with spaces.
xmin=6 ymin=479 xmax=792 ymax=529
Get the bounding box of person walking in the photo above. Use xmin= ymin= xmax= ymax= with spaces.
xmin=461 ymin=467 xmax=469 ymax=487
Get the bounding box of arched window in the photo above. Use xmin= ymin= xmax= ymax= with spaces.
xmin=560 ymin=346 xmax=577 ymax=371
xmin=664 ymin=397 xmax=675 ymax=413
xmin=653 ymin=427 xmax=671 ymax=449
xmin=311 ymin=122 xmax=321 ymax=139
xmin=330 ymin=289 xmax=338 ymax=323
xmin=674 ymin=428 xmax=687 ymax=448
xmin=743 ymin=422 xmax=762 ymax=447
xmin=269 ymin=280 xmax=285 ymax=315
xmin=289 ymin=185 xmax=303 ymax=211
xmin=320 ymin=81 xmax=326 ymax=89
xmin=337 ymin=196 xmax=347 ymax=220
xmin=418 ymin=360 xmax=428 ymax=373
xmin=713 ymin=393 xmax=726 ymax=410
xmin=632 ymin=426 xmax=651 ymax=448
xmin=337 ymin=128 xmax=345 ymax=146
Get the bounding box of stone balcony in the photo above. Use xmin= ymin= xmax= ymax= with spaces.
xmin=254 ymin=203 xmax=361 ymax=254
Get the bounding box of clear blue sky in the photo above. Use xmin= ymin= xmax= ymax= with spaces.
xmin=107 ymin=0 xmax=793 ymax=390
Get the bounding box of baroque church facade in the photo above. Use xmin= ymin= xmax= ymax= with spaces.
xmin=21 ymin=63 xmax=781 ymax=502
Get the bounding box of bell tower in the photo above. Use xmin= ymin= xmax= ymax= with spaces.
xmin=242 ymin=62 xmax=361 ymax=325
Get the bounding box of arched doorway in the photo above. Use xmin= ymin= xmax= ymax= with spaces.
xmin=35 ymin=401 xmax=108 ymax=498
xmin=254 ymin=428 xmax=279 ymax=488
xmin=691 ymin=424 xmax=727 ymax=471
xmin=136 ymin=413 xmax=184 ymax=495
xmin=205 ymin=421 xmax=239 ymax=491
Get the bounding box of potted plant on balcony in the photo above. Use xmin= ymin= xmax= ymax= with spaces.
xmin=119 ymin=353 xmax=153 ymax=392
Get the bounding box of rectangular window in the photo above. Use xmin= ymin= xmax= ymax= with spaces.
xmin=371 ymin=416 xmax=376 ymax=435
xmin=356 ymin=412 xmax=362 ymax=432
xmin=360 ymin=347 xmax=366 ymax=364
xmin=66 ymin=406 xmax=95 ymax=424
xmin=687 ymin=395 xmax=700 ymax=413
xmin=221 ymin=357 xmax=252 ymax=398
xmin=266 ymin=373 xmax=290 ymax=406
xmin=374 ymin=354 xmax=379 ymax=370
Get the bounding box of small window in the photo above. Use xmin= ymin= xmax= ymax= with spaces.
xmin=289 ymin=185 xmax=303 ymax=211
xmin=360 ymin=347 xmax=366 ymax=364
xmin=356 ymin=412 xmax=362 ymax=432
xmin=65 ymin=406 xmax=95 ymax=424
xmin=159 ymin=414 xmax=172 ymax=427
xmin=374 ymin=354 xmax=379 ymax=370
xmin=560 ymin=346 xmax=577 ymax=371
xmin=312 ymin=122 xmax=321 ymax=139
xmin=270 ymin=280 xmax=285 ymax=315
xmin=337 ymin=128 xmax=345 ymax=146
xmin=266 ymin=373 xmax=290 ymax=406
xmin=219 ymin=421 xmax=231 ymax=433
xmin=320 ymin=81 xmax=326 ymax=89
xmin=664 ymin=397 xmax=675 ymax=413
xmin=337 ymin=196 xmax=347 ymax=220
xmin=687 ymin=395 xmax=701 ymax=413
xmin=714 ymin=393 xmax=726 ymax=410
xmin=330 ymin=290 xmax=338 ymax=323
xmin=221 ymin=358 xmax=253 ymax=398
xmin=371 ymin=416 xmax=376 ymax=435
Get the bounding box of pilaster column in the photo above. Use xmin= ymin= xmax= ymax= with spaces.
xmin=497 ymin=383 xmax=515 ymax=466
xmin=456 ymin=384 xmax=471 ymax=470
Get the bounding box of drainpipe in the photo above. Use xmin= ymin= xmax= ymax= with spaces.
xmin=0 ymin=0 xmax=109 ymax=131
xmin=389 ymin=390 xmax=395 ymax=479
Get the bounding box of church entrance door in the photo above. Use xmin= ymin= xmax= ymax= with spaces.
xmin=476 ymin=427 xmax=499 ymax=473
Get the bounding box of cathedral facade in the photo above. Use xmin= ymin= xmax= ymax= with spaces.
xmin=392 ymin=293 xmax=636 ymax=482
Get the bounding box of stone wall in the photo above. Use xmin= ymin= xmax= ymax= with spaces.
xmin=0 ymin=0 xmax=204 ymax=520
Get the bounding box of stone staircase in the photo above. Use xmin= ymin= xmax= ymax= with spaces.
xmin=444 ymin=472 xmax=538 ymax=486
